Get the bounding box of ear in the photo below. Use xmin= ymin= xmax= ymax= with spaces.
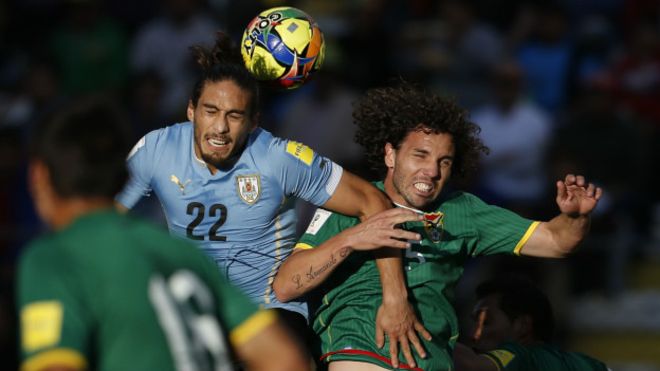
xmin=384 ymin=143 xmax=396 ymax=169
xmin=186 ymin=100 xmax=195 ymax=122
xmin=512 ymin=314 xmax=534 ymax=341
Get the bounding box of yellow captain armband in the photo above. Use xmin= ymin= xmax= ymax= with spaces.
xmin=21 ymin=301 xmax=63 ymax=352
xmin=286 ymin=141 xmax=314 ymax=166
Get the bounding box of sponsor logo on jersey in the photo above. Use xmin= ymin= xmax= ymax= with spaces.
xmin=423 ymin=211 xmax=444 ymax=242
xmin=305 ymin=209 xmax=332 ymax=235
xmin=170 ymin=175 xmax=191 ymax=194
xmin=236 ymin=174 xmax=261 ymax=204
xmin=21 ymin=301 xmax=63 ymax=351
xmin=286 ymin=140 xmax=314 ymax=166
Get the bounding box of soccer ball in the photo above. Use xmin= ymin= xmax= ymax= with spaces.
xmin=241 ymin=7 xmax=325 ymax=89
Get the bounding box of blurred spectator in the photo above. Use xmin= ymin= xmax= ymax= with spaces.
xmin=125 ymin=69 xmax=167 ymax=140
xmin=130 ymin=0 xmax=221 ymax=121
xmin=549 ymin=81 xmax=645 ymax=295
xmin=3 ymin=57 xmax=65 ymax=132
xmin=515 ymin=3 xmax=573 ymax=115
xmin=471 ymin=60 xmax=552 ymax=215
xmin=396 ymin=0 xmax=504 ymax=108
xmin=50 ymin=0 xmax=129 ymax=96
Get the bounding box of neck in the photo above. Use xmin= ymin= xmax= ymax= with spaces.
xmin=49 ymin=197 xmax=114 ymax=230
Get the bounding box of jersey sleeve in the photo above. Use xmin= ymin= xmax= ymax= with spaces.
xmin=268 ymin=138 xmax=343 ymax=207
xmin=18 ymin=243 xmax=91 ymax=371
xmin=115 ymin=132 xmax=158 ymax=209
xmin=464 ymin=193 xmax=539 ymax=256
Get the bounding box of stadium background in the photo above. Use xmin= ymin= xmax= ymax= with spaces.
xmin=1 ymin=0 xmax=659 ymax=369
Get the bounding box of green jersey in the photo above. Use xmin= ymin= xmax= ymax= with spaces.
xmin=297 ymin=185 xmax=538 ymax=370
xmin=484 ymin=342 xmax=610 ymax=371
xmin=18 ymin=210 xmax=274 ymax=371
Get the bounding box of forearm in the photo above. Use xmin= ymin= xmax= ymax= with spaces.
xmin=273 ymin=236 xmax=353 ymax=302
xmin=374 ymin=248 xmax=408 ymax=303
xmin=322 ymin=170 xmax=391 ymax=220
xmin=545 ymin=212 xmax=590 ymax=255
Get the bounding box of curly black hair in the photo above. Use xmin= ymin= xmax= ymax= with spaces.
xmin=189 ymin=32 xmax=260 ymax=116
xmin=354 ymin=82 xmax=488 ymax=181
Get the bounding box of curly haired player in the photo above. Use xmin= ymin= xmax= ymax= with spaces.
xmin=274 ymin=82 xmax=602 ymax=371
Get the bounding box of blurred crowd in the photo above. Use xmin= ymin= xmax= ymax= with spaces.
xmin=1 ymin=0 xmax=660 ymax=369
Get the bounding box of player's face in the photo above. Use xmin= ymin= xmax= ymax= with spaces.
xmin=470 ymin=294 xmax=515 ymax=351
xmin=384 ymin=129 xmax=454 ymax=210
xmin=188 ymin=79 xmax=256 ymax=174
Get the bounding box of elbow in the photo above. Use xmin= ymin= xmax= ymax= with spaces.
xmin=272 ymin=276 xmax=296 ymax=303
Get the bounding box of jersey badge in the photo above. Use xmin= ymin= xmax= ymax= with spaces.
xmin=423 ymin=211 xmax=444 ymax=243
xmin=21 ymin=301 xmax=63 ymax=351
xmin=305 ymin=209 xmax=332 ymax=235
xmin=236 ymin=174 xmax=261 ymax=204
xmin=170 ymin=175 xmax=191 ymax=194
xmin=286 ymin=140 xmax=314 ymax=166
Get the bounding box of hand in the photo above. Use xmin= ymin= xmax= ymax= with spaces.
xmin=345 ymin=208 xmax=423 ymax=251
xmin=375 ymin=298 xmax=432 ymax=368
xmin=556 ymin=174 xmax=603 ymax=217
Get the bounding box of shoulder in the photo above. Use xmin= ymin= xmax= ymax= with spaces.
xmin=249 ymin=128 xmax=316 ymax=166
xmin=128 ymin=122 xmax=192 ymax=159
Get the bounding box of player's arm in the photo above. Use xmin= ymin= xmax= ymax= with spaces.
xmin=519 ymin=174 xmax=602 ymax=258
xmin=232 ymin=317 xmax=310 ymax=371
xmin=321 ymin=170 xmax=432 ymax=368
xmin=273 ymin=208 xmax=422 ymax=302
xmin=453 ymin=343 xmax=499 ymax=371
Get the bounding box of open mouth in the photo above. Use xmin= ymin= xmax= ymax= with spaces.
xmin=207 ymin=137 xmax=230 ymax=149
xmin=413 ymin=182 xmax=433 ymax=195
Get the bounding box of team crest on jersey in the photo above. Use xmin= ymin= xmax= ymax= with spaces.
xmin=236 ymin=174 xmax=261 ymax=204
xmin=423 ymin=211 xmax=444 ymax=243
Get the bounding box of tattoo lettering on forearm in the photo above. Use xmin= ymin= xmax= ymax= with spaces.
xmin=339 ymin=247 xmax=350 ymax=258
xmin=305 ymin=253 xmax=337 ymax=282
xmin=292 ymin=274 xmax=303 ymax=289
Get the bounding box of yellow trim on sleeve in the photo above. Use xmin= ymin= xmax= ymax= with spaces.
xmin=513 ymin=221 xmax=540 ymax=255
xmin=294 ymin=243 xmax=314 ymax=250
xmin=482 ymin=353 xmax=503 ymax=371
xmin=22 ymin=348 xmax=86 ymax=371
xmin=230 ymin=309 xmax=277 ymax=347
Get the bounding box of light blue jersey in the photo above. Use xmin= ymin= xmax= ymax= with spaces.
xmin=117 ymin=122 xmax=343 ymax=318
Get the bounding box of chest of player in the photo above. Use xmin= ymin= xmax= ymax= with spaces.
xmin=401 ymin=216 xmax=475 ymax=268
xmin=152 ymin=170 xmax=288 ymax=243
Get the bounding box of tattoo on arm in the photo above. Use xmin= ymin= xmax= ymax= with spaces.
xmin=292 ymin=274 xmax=302 ymax=289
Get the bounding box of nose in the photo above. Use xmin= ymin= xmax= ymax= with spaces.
xmin=212 ymin=114 xmax=230 ymax=133
xmin=472 ymin=309 xmax=487 ymax=342
xmin=421 ymin=159 xmax=440 ymax=179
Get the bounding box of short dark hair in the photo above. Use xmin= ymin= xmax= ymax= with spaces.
xmin=475 ymin=275 xmax=555 ymax=342
xmin=189 ymin=32 xmax=260 ymax=117
xmin=353 ymin=82 xmax=488 ymax=180
xmin=29 ymin=98 xmax=132 ymax=199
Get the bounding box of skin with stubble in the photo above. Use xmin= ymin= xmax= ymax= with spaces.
xmin=188 ymin=79 xmax=257 ymax=174
xmin=385 ymin=128 xmax=455 ymax=211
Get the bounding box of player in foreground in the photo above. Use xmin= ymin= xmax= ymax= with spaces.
xmin=115 ymin=32 xmax=428 ymax=361
xmin=273 ymin=82 xmax=603 ymax=370
xmin=18 ymin=99 xmax=308 ymax=371
xmin=453 ymin=275 xmax=610 ymax=371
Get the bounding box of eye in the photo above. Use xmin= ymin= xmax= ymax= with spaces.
xmin=228 ymin=113 xmax=244 ymax=121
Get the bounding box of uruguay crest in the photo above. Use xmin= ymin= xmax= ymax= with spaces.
xmin=236 ymin=174 xmax=261 ymax=204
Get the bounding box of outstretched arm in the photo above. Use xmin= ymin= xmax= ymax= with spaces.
xmin=273 ymin=208 xmax=422 ymax=301
xmin=521 ymin=174 xmax=603 ymax=257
